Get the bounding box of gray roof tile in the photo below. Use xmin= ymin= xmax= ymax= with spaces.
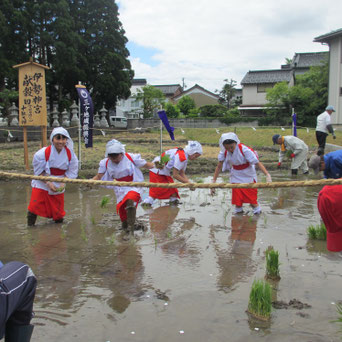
xmin=241 ymin=69 xmax=292 ymax=84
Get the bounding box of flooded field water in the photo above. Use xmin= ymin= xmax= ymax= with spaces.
xmin=1 ymin=172 xmax=342 ymax=342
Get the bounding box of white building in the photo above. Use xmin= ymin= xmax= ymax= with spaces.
xmin=314 ymin=28 xmax=342 ymax=125
xmin=114 ymin=79 xmax=146 ymax=119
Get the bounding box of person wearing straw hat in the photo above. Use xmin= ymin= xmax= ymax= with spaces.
xmin=317 ymin=185 xmax=342 ymax=252
xmin=272 ymin=134 xmax=309 ymax=175
xmin=0 ymin=261 xmax=37 ymax=341
xmin=315 ymin=105 xmax=336 ymax=156
xmin=308 ymin=149 xmax=342 ymax=179
xmin=92 ymin=139 xmax=154 ymax=235
xmin=211 ymin=132 xmax=272 ymax=215
xmin=142 ymin=141 xmax=202 ymax=207
xmin=27 ymin=127 xmax=79 ymax=226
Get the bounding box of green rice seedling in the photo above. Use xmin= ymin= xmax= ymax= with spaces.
xmin=91 ymin=216 xmax=96 ymax=225
xmin=167 ymin=231 xmax=172 ymax=239
xmin=333 ymin=302 xmax=342 ymax=326
xmin=265 ymin=247 xmax=280 ymax=280
xmin=248 ymin=216 xmax=253 ymax=223
xmin=307 ymin=223 xmax=326 ymax=240
xmin=100 ymin=196 xmax=110 ymax=209
xmin=263 ymin=214 xmax=268 ymax=226
xmin=80 ymin=224 xmax=88 ymax=242
xmin=247 ymin=279 xmax=272 ymax=321
xmin=108 ymin=233 xmax=116 ymax=245
xmin=160 ymin=153 xmax=170 ymax=165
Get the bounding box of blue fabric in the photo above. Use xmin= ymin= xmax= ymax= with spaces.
xmin=158 ymin=110 xmax=175 ymax=140
xmin=324 ymin=150 xmax=342 ymax=179
xmin=292 ymin=112 xmax=297 ymax=137
xmin=0 ymin=261 xmax=3 ymax=269
xmin=76 ymin=86 xmax=94 ymax=148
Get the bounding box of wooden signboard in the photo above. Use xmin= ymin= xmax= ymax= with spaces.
xmin=13 ymin=59 xmax=49 ymax=126
xmin=13 ymin=59 xmax=49 ymax=169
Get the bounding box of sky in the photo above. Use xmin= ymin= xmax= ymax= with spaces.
xmin=117 ymin=0 xmax=342 ymax=93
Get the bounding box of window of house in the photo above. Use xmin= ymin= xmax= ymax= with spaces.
xmin=257 ymin=84 xmax=274 ymax=93
xmin=131 ymin=100 xmax=140 ymax=108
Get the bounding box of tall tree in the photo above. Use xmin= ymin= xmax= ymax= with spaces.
xmin=135 ymin=85 xmax=165 ymax=118
xmin=79 ymin=0 xmax=133 ymax=110
xmin=217 ymin=78 xmax=237 ymax=109
xmin=0 ymin=0 xmax=134 ymax=113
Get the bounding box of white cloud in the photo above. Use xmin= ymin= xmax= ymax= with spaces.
xmin=118 ymin=0 xmax=341 ymax=92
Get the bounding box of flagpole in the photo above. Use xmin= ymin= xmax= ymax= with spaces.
xmin=160 ymin=119 xmax=163 ymax=154
xmin=78 ymin=81 xmax=82 ymax=169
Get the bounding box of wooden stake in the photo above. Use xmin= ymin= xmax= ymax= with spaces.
xmin=23 ymin=126 xmax=29 ymax=170
xmin=41 ymin=125 xmax=47 ymax=146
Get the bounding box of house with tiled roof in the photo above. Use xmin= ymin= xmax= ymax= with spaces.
xmin=153 ymin=84 xmax=183 ymax=102
xmin=239 ymin=51 xmax=328 ymax=117
xmin=314 ymin=28 xmax=342 ymax=124
xmin=239 ymin=69 xmax=294 ymax=116
xmin=172 ymin=84 xmax=220 ymax=107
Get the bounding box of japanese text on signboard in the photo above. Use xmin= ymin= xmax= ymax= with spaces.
xmin=17 ymin=63 xmax=47 ymax=126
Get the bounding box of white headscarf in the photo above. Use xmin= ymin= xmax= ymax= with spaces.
xmin=219 ymin=132 xmax=240 ymax=152
xmin=184 ymin=140 xmax=203 ymax=156
xmin=105 ymin=139 xmax=125 ymax=157
xmin=50 ymin=127 xmax=74 ymax=150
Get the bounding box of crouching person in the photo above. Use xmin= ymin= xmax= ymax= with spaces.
xmin=93 ymin=139 xmax=154 ymax=235
xmin=211 ymin=133 xmax=272 ymax=215
xmin=142 ymin=141 xmax=203 ymax=206
xmin=0 ymin=261 xmax=37 ymax=342
xmin=27 ymin=127 xmax=79 ymax=226
xmin=272 ymin=134 xmax=309 ymax=175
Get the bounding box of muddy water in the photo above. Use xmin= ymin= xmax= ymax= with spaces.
xmin=1 ymin=172 xmax=342 ymax=342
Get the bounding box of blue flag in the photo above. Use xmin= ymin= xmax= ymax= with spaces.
xmin=292 ymin=112 xmax=297 ymax=137
xmin=158 ymin=110 xmax=175 ymax=140
xmin=76 ymin=85 xmax=94 ymax=148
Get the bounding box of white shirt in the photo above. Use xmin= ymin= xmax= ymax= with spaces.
xmin=98 ymin=153 xmax=146 ymax=203
xmin=278 ymin=136 xmax=308 ymax=162
xmin=316 ymin=111 xmax=331 ymax=133
xmin=218 ymin=144 xmax=258 ymax=183
xmin=150 ymin=148 xmax=188 ymax=176
xmin=31 ymin=145 xmax=79 ymax=195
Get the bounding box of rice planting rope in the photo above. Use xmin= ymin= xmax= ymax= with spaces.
xmin=1 ymin=171 xmax=342 ymax=189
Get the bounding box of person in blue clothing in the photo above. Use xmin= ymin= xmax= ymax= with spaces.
xmin=0 ymin=261 xmax=37 ymax=342
xmin=309 ymin=149 xmax=342 ymax=179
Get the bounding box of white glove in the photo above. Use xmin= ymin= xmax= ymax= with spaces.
xmin=266 ymin=174 xmax=272 ymax=183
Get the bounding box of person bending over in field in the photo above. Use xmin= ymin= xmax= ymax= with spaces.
xmin=211 ymin=132 xmax=272 ymax=215
xmin=142 ymin=141 xmax=203 ymax=207
xmin=93 ymin=139 xmax=154 ymax=236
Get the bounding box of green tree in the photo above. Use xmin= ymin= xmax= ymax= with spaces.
xmin=165 ymin=102 xmax=180 ymax=118
xmin=199 ymin=104 xmax=228 ymax=117
xmin=176 ymin=95 xmax=195 ymax=116
xmin=285 ymin=57 xmax=292 ymax=65
xmin=0 ymin=0 xmax=134 ymax=112
xmin=265 ymin=61 xmax=328 ymax=126
xmin=80 ymin=0 xmax=134 ymax=110
xmin=217 ymin=78 xmax=237 ymax=109
xmin=135 ymin=85 xmax=165 ymax=118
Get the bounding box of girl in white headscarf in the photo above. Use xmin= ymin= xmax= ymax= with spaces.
xmin=211 ymin=132 xmax=271 ymax=214
xmin=27 ymin=127 xmax=79 ymax=225
xmin=142 ymin=141 xmax=203 ymax=206
xmin=92 ymin=139 xmax=155 ymax=235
